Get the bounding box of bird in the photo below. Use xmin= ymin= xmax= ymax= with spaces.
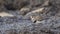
xmin=30 ymin=15 xmax=44 ymax=23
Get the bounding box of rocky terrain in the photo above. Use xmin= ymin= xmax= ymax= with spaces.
xmin=0 ymin=0 xmax=60 ymax=34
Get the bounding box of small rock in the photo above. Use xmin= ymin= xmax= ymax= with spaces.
xmin=19 ymin=7 xmax=31 ymax=15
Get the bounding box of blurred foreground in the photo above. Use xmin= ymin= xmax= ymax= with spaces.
xmin=0 ymin=0 xmax=60 ymax=34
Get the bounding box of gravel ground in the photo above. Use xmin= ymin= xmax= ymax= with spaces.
xmin=0 ymin=9 xmax=60 ymax=34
